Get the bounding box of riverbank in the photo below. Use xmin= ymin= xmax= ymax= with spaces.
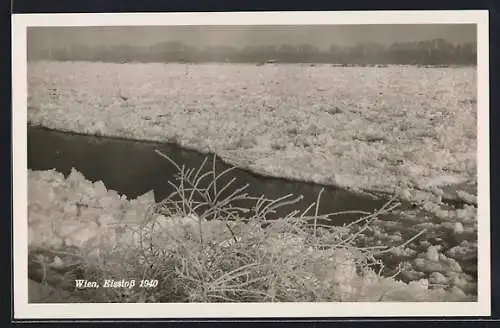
xmin=27 ymin=61 xmax=477 ymax=205
xmin=28 ymin=167 xmax=475 ymax=302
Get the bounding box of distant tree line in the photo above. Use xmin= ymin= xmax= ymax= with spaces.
xmin=28 ymin=38 xmax=476 ymax=66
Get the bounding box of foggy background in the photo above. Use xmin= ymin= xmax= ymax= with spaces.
xmin=28 ymin=25 xmax=477 ymax=65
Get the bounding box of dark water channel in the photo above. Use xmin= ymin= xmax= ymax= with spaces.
xmin=28 ymin=126 xmax=392 ymax=225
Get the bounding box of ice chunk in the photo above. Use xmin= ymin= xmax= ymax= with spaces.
xmin=438 ymin=254 xmax=463 ymax=273
xmin=135 ymin=190 xmax=155 ymax=206
xmin=98 ymin=213 xmax=117 ymax=226
xmin=449 ymin=286 xmax=466 ymax=298
xmin=413 ymin=190 xmax=440 ymax=203
xmin=36 ymin=169 xmax=65 ymax=184
xmin=456 ymin=190 xmax=477 ymax=204
xmin=50 ymin=256 xmax=64 ymax=269
xmin=93 ymin=180 xmax=107 ymax=197
xmin=64 ymin=222 xmax=100 ymax=247
xmin=123 ymin=208 xmax=143 ymax=223
xmin=407 ymin=279 xmax=429 ymax=291
xmin=422 ymin=174 xmax=468 ymax=189
xmin=67 ymin=167 xmax=86 ymax=183
xmin=446 ymin=241 xmax=477 ymax=261
xmin=416 ymin=248 xmax=463 ymax=274
xmin=426 ymin=245 xmax=440 ymax=262
xmin=93 ymin=121 xmax=107 ymax=134
xmin=152 ymin=214 xmax=170 ymax=229
xmin=447 ymin=272 xmax=475 ymax=292
xmin=453 ymin=222 xmax=464 ymax=234
xmin=63 ymin=203 xmax=78 ymax=216
xmin=429 ymin=272 xmax=448 ymax=285
xmin=29 ymin=182 xmax=56 ymax=205
xmin=80 ymin=180 xmax=98 ymax=198
xmin=99 ymin=195 xmax=120 ymax=209
xmin=401 ymin=269 xmax=425 ymax=281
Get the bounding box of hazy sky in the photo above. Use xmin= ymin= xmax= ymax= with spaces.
xmin=28 ymin=24 xmax=476 ymax=51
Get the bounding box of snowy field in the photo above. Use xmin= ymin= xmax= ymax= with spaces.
xmin=27 ymin=61 xmax=478 ymax=301
xmin=28 ymin=61 xmax=477 ymax=204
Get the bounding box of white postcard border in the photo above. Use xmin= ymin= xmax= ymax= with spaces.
xmin=12 ymin=10 xmax=490 ymax=319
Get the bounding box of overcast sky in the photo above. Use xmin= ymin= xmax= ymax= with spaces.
xmin=28 ymin=24 xmax=476 ymax=51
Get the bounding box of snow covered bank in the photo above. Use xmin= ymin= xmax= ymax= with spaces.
xmin=27 ymin=61 xmax=477 ymax=205
xmin=28 ymin=168 xmax=476 ymax=302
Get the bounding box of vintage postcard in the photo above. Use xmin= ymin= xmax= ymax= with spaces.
xmin=12 ymin=10 xmax=490 ymax=319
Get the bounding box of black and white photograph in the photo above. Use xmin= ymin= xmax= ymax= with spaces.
xmin=13 ymin=11 xmax=490 ymax=318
